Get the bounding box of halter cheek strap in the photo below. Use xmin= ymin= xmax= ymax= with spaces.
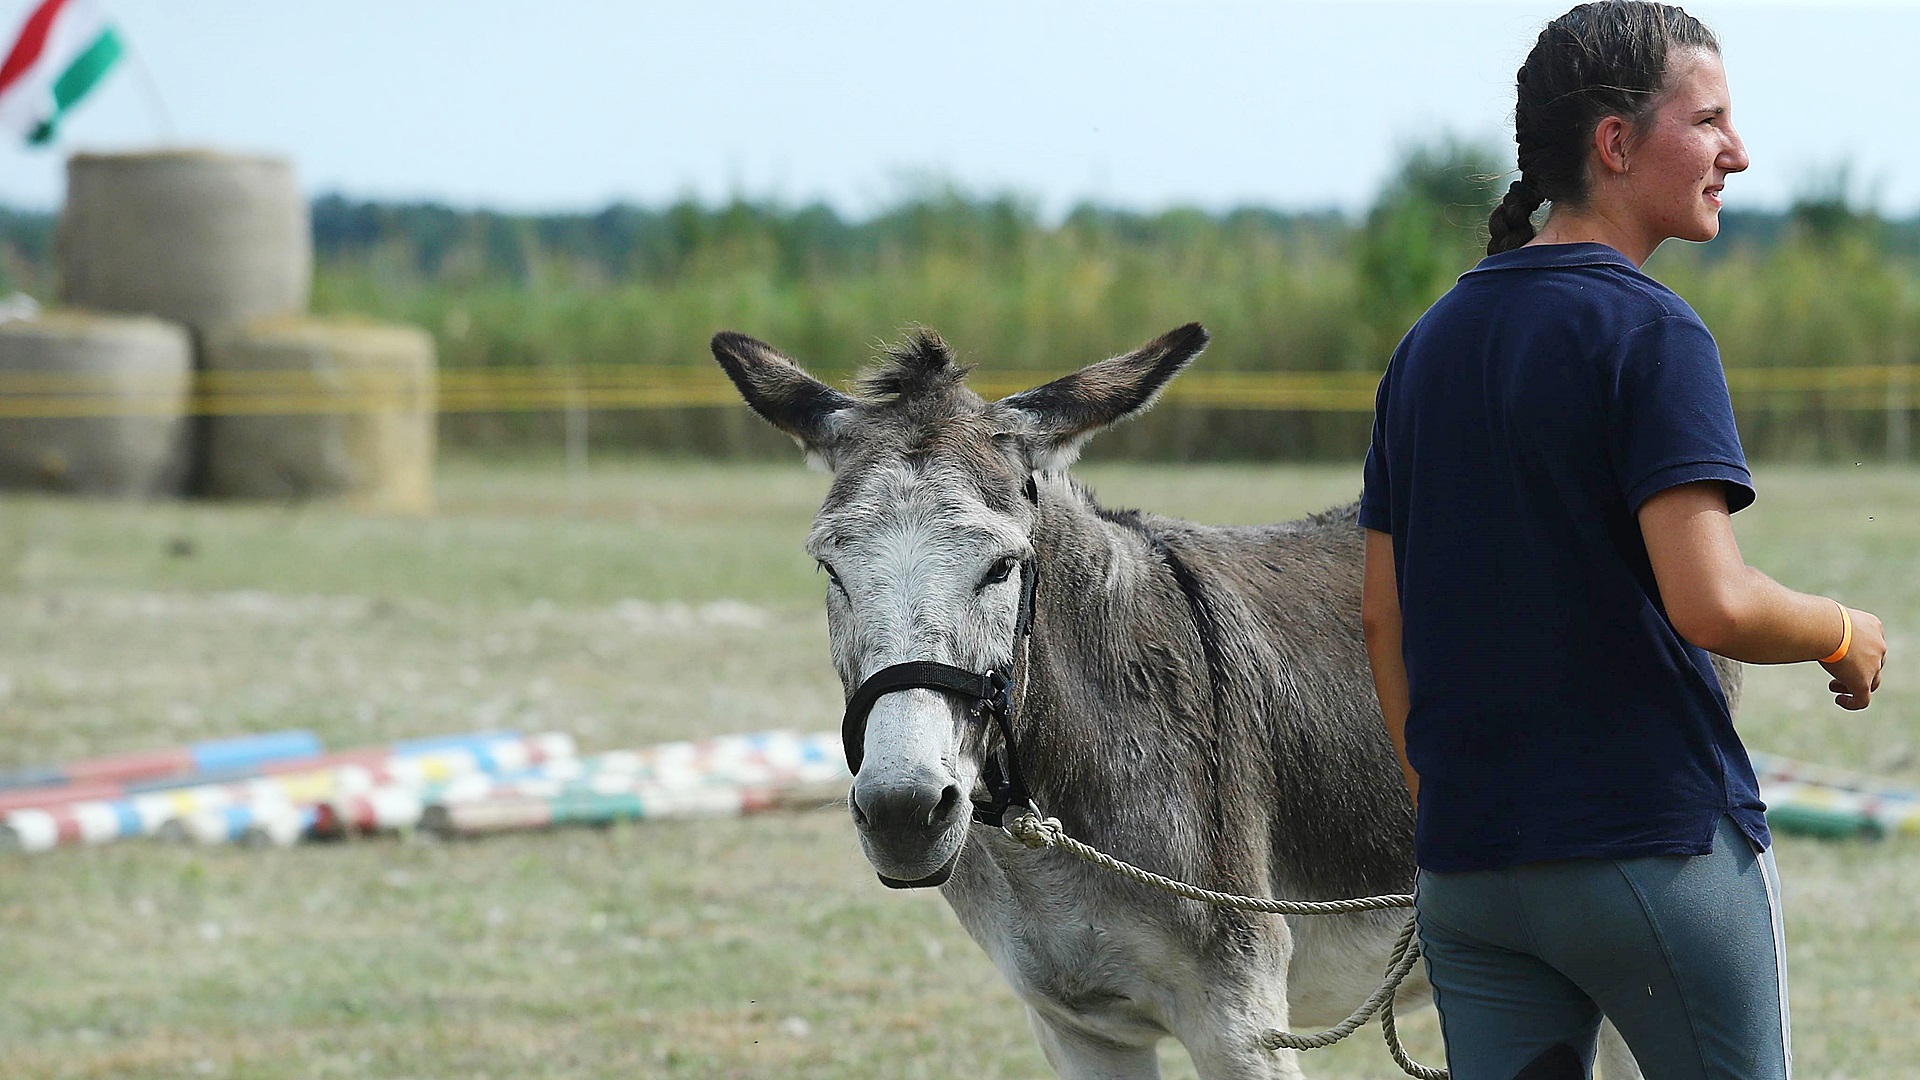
xmin=840 ymin=558 xmax=1038 ymax=829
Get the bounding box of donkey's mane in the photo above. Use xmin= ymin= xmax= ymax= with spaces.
xmin=852 ymin=329 xmax=978 ymax=407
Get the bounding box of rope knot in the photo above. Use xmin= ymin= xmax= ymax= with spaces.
xmin=1004 ymin=812 xmax=1063 ymax=849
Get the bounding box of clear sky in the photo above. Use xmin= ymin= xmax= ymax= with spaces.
xmin=2 ymin=0 xmax=1916 ymax=217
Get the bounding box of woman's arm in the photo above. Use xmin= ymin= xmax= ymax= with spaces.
xmin=1362 ymin=528 xmax=1419 ymax=805
xmin=1638 ymin=481 xmax=1887 ymax=710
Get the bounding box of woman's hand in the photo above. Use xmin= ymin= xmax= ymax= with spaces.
xmin=1822 ymin=606 xmax=1886 ymax=710
xmin=1639 ymin=482 xmax=1890 ymax=710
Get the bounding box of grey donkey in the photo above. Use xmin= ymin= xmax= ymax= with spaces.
xmin=712 ymin=324 xmax=1683 ymax=1078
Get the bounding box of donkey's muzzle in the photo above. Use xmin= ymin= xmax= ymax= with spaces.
xmin=851 ymin=767 xmax=968 ymax=888
xmin=876 ymin=844 xmax=964 ymax=890
xmin=852 ymin=774 xmax=966 ymax=835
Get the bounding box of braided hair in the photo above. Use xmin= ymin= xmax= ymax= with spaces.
xmin=1488 ymin=1 xmax=1719 ymax=255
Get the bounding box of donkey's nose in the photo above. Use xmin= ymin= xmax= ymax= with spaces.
xmin=851 ymin=775 xmax=967 ymax=836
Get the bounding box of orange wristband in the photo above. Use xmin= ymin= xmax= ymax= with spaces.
xmin=1819 ymin=602 xmax=1853 ymax=665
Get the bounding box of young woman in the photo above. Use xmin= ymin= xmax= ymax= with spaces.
xmin=1358 ymin=3 xmax=1888 ymax=1077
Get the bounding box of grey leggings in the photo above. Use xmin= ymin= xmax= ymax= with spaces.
xmin=1414 ymin=816 xmax=1790 ymax=1080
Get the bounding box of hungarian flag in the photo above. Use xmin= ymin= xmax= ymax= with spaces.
xmin=0 ymin=0 xmax=123 ymax=146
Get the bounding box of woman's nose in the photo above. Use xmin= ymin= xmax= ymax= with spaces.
xmin=1723 ymin=127 xmax=1750 ymax=174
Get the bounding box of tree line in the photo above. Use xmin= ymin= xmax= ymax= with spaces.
xmin=3 ymin=143 xmax=1915 ymax=459
xmin=3 ymin=142 xmax=1913 ymax=305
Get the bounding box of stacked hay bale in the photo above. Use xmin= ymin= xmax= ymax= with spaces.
xmin=0 ymin=149 xmax=436 ymax=508
xmin=201 ymin=318 xmax=436 ymax=511
xmin=59 ymin=150 xmax=311 ymax=328
xmin=0 ymin=313 xmax=193 ymax=496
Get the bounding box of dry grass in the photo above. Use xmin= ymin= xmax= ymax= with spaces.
xmin=0 ymin=458 xmax=1912 ymax=1079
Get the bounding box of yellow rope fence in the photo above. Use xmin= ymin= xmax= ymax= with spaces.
xmin=0 ymin=364 xmax=1912 ymax=418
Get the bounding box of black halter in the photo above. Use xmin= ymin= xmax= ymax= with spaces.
xmin=840 ymin=557 xmax=1039 ymax=829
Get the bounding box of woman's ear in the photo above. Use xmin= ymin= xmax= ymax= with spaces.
xmin=1593 ymin=114 xmax=1633 ymax=176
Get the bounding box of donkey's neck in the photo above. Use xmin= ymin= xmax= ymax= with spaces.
xmin=1012 ymin=475 xmax=1219 ymax=836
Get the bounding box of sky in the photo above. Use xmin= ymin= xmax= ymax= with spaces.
xmin=2 ymin=0 xmax=1917 ymax=218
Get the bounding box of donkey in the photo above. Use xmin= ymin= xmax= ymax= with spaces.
xmin=712 ymin=325 xmax=1671 ymax=1079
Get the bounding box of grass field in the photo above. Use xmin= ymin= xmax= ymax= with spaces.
xmin=0 ymin=457 xmax=1913 ymax=1079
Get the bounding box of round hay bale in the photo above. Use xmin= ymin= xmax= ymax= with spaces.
xmin=0 ymin=311 xmax=192 ymax=497
xmin=58 ymin=149 xmax=310 ymax=330
xmin=201 ymin=317 xmax=435 ymax=512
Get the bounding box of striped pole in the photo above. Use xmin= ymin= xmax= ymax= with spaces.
xmin=10 ymin=768 xmax=339 ymax=852
xmin=214 ymin=733 xmax=575 ymax=841
xmin=415 ymin=731 xmax=850 ymax=834
xmin=1753 ymin=752 xmax=1920 ymax=839
xmin=1761 ymin=779 xmax=1920 ymax=839
xmin=0 ymin=730 xmax=322 ymax=791
xmin=626 ymin=730 xmax=845 ymax=787
xmin=178 ymin=800 xmax=317 ymax=849
xmin=0 ymin=741 xmax=408 ymax=816
xmin=0 ymin=780 xmax=125 ymax=814
xmin=307 ymin=733 xmax=578 ymax=838
xmin=420 ymin=783 xmax=792 ymax=838
xmin=1763 ymin=781 xmax=1885 ymax=839
xmin=0 ymin=732 xmax=557 ymax=817
xmin=417 ymin=731 xmax=848 ymax=808
xmin=315 ymin=787 xmax=424 ymax=837
xmin=1 ymin=731 xmax=575 ymax=852
xmin=1751 ymin=752 xmax=1920 ymax=804
xmin=0 ymin=729 xmax=857 ymax=851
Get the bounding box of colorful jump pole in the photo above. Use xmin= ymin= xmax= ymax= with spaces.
xmin=178 ymin=800 xmax=318 ymax=848
xmin=417 ymin=731 xmax=849 ymax=809
xmin=300 ymin=732 xmax=577 ymax=838
xmin=1761 ymin=780 xmax=1920 ymax=839
xmin=0 ymin=730 xmax=323 ymax=792
xmin=1753 ymin=751 xmax=1920 ymax=839
xmin=419 ymin=783 xmax=799 ymax=838
xmin=0 ymin=731 xmax=575 ymax=853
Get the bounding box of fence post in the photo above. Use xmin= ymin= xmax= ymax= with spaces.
xmin=565 ymin=372 xmax=588 ymax=513
xmin=1888 ymin=360 xmax=1910 ymax=463
xmin=1886 ymin=300 xmax=1913 ymax=463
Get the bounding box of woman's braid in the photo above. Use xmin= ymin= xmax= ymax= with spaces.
xmin=1487 ymin=179 xmax=1548 ymax=255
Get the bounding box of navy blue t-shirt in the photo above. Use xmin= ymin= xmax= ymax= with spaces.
xmin=1359 ymin=242 xmax=1771 ymax=873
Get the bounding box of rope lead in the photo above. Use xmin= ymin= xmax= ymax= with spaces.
xmin=1001 ymin=812 xmax=1447 ymax=1080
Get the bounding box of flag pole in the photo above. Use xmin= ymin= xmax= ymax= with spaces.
xmin=98 ymin=2 xmax=173 ymax=144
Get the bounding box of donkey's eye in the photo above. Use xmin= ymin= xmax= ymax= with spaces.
xmin=818 ymin=560 xmax=844 ymax=590
xmin=978 ymin=557 xmax=1017 ymax=590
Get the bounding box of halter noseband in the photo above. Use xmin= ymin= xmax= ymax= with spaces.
xmin=840 ymin=557 xmax=1039 ymax=830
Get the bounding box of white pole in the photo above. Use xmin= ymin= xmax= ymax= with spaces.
xmin=1889 ymin=355 xmax=1911 ymax=463
xmin=565 ymin=376 xmax=588 ymax=514
xmin=100 ymin=4 xmax=177 ymax=143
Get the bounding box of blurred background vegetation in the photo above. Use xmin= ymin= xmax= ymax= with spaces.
xmin=4 ymin=139 xmax=1915 ymax=460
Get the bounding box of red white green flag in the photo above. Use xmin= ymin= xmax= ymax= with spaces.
xmin=0 ymin=0 xmax=123 ymax=146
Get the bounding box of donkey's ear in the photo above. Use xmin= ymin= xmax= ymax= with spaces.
xmin=711 ymin=331 xmax=858 ymax=468
xmin=996 ymin=323 xmax=1208 ymax=472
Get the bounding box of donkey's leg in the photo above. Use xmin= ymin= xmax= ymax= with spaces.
xmin=1181 ymin=1018 xmax=1305 ymax=1080
xmin=1174 ymin=981 xmax=1305 ymax=1080
xmin=1185 ymin=1036 xmax=1303 ymax=1080
xmin=1027 ymin=1008 xmax=1163 ymax=1080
